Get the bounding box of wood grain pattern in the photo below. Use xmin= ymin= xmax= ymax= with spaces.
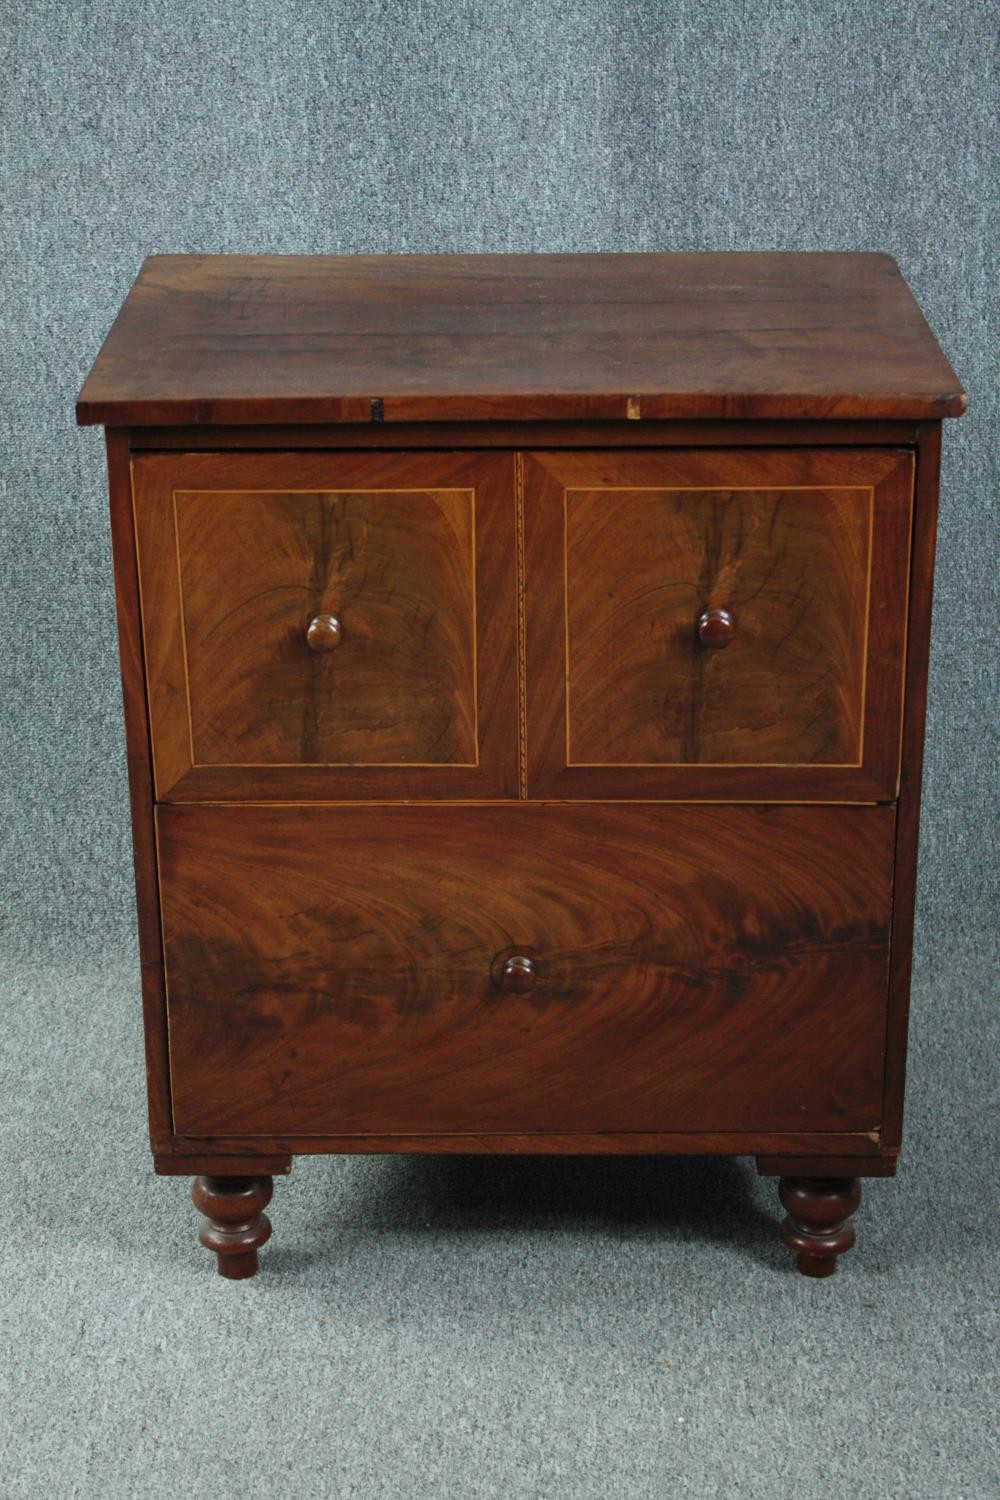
xmin=132 ymin=450 xmax=518 ymax=800
xmin=76 ymin=253 xmax=965 ymax=426
xmin=566 ymin=485 xmax=869 ymax=765
xmin=156 ymin=803 xmax=895 ymax=1139
xmin=176 ymin=489 xmax=476 ymax=765
xmin=525 ymin=448 xmax=913 ymax=801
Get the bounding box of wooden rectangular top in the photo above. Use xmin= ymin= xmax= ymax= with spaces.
xmin=76 ymin=252 xmax=965 ymax=426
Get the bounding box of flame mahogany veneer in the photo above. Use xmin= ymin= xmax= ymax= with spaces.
xmin=78 ymin=253 xmax=964 ymax=1280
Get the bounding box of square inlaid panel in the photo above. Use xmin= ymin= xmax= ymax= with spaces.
xmin=523 ymin=448 xmax=913 ymax=801
xmin=133 ymin=450 xmax=518 ymax=799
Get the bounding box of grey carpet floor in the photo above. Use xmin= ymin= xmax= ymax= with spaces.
xmin=0 ymin=940 xmax=996 ymax=1499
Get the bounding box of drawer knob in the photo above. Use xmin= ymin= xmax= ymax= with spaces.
xmin=696 ymin=606 xmax=735 ymax=649
xmin=500 ymin=955 xmax=537 ymax=994
xmin=305 ymin=612 xmax=343 ymax=653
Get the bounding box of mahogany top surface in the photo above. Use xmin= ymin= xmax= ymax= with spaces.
xmin=76 ymin=252 xmax=965 ymax=426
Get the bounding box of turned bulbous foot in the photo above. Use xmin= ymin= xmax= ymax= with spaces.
xmin=192 ymin=1175 xmax=273 ymax=1279
xmin=779 ymin=1176 xmax=861 ymax=1278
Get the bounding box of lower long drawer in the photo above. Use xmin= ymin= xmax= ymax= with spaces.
xmin=156 ymin=803 xmax=895 ymax=1138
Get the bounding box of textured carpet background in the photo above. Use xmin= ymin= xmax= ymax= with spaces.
xmin=0 ymin=2 xmax=996 ymax=1497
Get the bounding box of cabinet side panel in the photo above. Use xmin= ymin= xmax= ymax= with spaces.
xmin=105 ymin=429 xmax=172 ymax=1150
xmin=881 ymin=423 xmax=943 ymax=1150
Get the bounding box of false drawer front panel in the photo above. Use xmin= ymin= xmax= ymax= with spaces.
xmin=158 ymin=803 xmax=895 ymax=1139
xmin=132 ymin=450 xmax=518 ymax=800
xmin=523 ymin=448 xmax=913 ymax=801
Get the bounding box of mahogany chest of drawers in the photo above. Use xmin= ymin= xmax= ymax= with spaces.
xmin=77 ymin=252 xmax=964 ymax=1279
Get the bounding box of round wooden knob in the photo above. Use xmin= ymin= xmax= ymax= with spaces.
xmin=696 ymin=606 xmax=735 ymax=648
xmin=305 ymin=613 xmax=343 ymax=653
xmin=500 ymin=955 xmax=536 ymax=994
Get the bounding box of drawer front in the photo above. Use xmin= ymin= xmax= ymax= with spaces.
xmin=133 ymin=451 xmax=518 ymax=799
xmin=158 ymin=803 xmax=894 ymax=1139
xmin=524 ymin=448 xmax=913 ymax=800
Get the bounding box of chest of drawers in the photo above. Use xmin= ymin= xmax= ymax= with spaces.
xmin=77 ymin=252 xmax=964 ymax=1280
